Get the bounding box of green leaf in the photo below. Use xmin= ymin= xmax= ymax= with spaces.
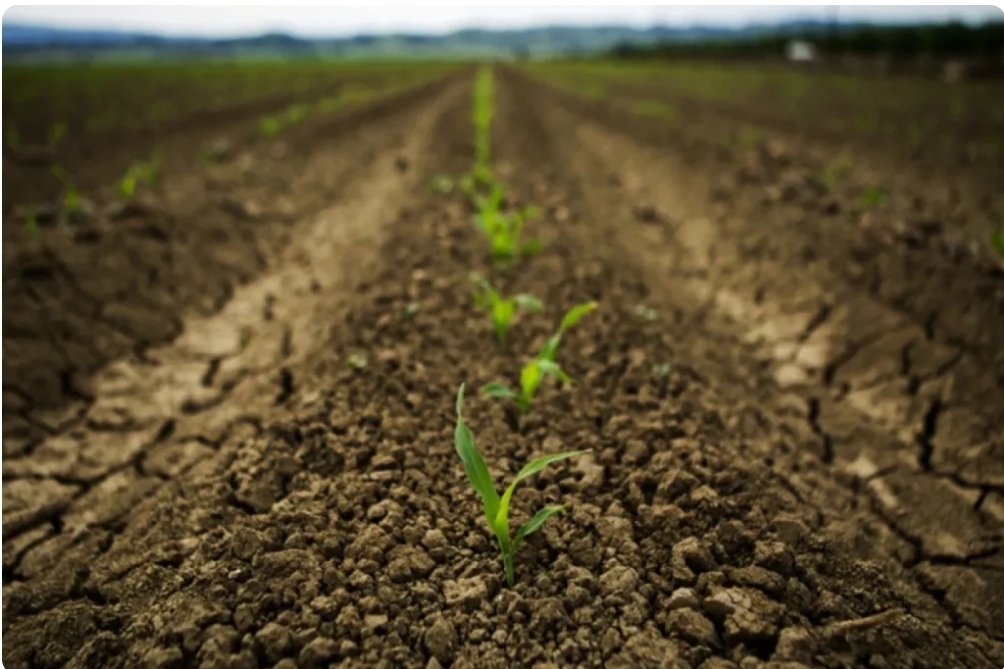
xmin=518 ymin=361 xmax=544 ymax=410
xmin=514 ymin=294 xmax=543 ymax=311
xmin=536 ymin=359 xmax=572 ymax=384
xmin=538 ymin=334 xmax=561 ymax=362
xmin=991 ymin=228 xmax=1004 ymax=259
xmin=483 ymin=382 xmax=518 ymax=400
xmin=493 ymin=299 xmax=515 ymax=326
xmin=495 ymin=451 xmax=586 ymax=536
xmin=513 ymin=505 xmax=565 ymax=550
xmin=455 ymin=385 xmax=500 ymax=525
xmin=118 ymin=175 xmax=136 ymax=200
xmin=560 ymin=302 xmax=598 ymax=332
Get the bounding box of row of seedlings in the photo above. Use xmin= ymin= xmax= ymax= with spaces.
xmin=451 ymin=66 xmax=596 ymax=587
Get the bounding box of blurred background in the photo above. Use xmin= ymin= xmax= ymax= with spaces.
xmin=4 ymin=5 xmax=1003 ymax=68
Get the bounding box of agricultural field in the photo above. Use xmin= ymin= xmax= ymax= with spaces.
xmin=3 ymin=57 xmax=1004 ymax=669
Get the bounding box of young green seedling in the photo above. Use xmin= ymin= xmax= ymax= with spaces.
xmin=474 ymin=202 xmax=543 ymax=267
xmin=454 ymin=383 xmax=585 ymax=587
xmin=118 ymin=156 xmax=160 ymax=200
xmin=259 ymin=115 xmax=284 ymax=138
xmin=471 ymin=275 xmax=543 ymax=348
xmin=484 ymin=301 xmax=597 ymax=413
xmin=50 ymin=163 xmax=81 ymax=216
xmin=472 ymin=67 xmax=494 ymax=182
xmin=860 ymin=186 xmax=888 ymax=210
xmin=991 ymin=227 xmax=1004 ymax=260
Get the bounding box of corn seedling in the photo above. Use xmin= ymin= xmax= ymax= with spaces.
xmin=259 ymin=115 xmax=284 ymax=138
xmin=475 ymin=201 xmax=544 ymax=267
xmin=23 ymin=208 xmax=39 ymax=236
xmin=484 ymin=302 xmax=597 ymax=413
xmin=50 ymin=163 xmax=81 ymax=216
xmin=537 ymin=302 xmax=598 ymax=362
xmin=472 ymin=67 xmax=494 ymax=186
xmin=285 ymin=103 xmax=309 ymax=125
xmin=471 ymin=275 xmax=543 ymax=348
xmin=118 ymin=156 xmax=160 ymax=200
xmin=860 ymin=186 xmax=888 ymax=210
xmin=991 ymin=228 xmax=1004 ymax=259
xmin=454 ymin=384 xmax=586 ymax=586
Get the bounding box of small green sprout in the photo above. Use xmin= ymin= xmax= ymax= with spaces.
xmin=484 ymin=302 xmax=597 ymax=413
xmin=454 ymin=384 xmax=586 ymax=587
xmin=23 ymin=208 xmax=39 ymax=236
xmin=537 ymin=301 xmax=598 ymax=362
xmin=347 ymin=353 xmax=368 ymax=370
xmin=118 ymin=156 xmax=160 ymax=200
xmin=51 ymin=163 xmax=81 ymax=215
xmin=285 ymin=103 xmax=309 ymax=125
xmin=475 ymin=203 xmax=543 ymax=266
xmin=860 ymin=186 xmax=888 ymax=210
xmin=259 ymin=116 xmax=284 ymax=137
xmin=991 ymin=227 xmax=1004 ymax=259
xmin=472 ymin=67 xmax=494 ymax=178
xmin=483 ymin=358 xmax=572 ymax=415
xmin=471 ymin=275 xmax=542 ymax=348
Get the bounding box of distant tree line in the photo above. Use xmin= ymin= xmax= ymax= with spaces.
xmin=609 ymin=21 xmax=1004 ymax=63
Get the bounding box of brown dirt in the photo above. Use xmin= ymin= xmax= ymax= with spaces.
xmin=2 ymin=76 xmax=457 ymax=417
xmin=3 ymin=67 xmax=1003 ymax=669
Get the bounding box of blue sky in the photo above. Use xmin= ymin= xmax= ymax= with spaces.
xmin=4 ymin=5 xmax=1002 ymax=38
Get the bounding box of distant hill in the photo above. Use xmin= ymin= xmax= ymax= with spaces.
xmin=2 ymin=21 xmax=843 ymax=61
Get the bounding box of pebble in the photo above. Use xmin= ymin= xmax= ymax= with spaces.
xmin=254 ymin=622 xmax=292 ymax=663
xmin=666 ymin=609 xmax=720 ymax=647
xmin=298 ymin=637 xmax=339 ymax=669
xmin=600 ymin=565 xmax=639 ymax=596
xmin=424 ymin=618 xmax=457 ymax=662
xmin=666 ymin=587 xmax=700 ymax=611
xmin=442 ymin=576 xmax=487 ymax=611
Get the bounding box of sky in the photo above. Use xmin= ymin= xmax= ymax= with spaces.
xmin=3 ymin=5 xmax=1002 ymax=38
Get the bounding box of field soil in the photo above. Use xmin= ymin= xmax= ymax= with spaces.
xmin=3 ymin=67 xmax=1003 ymax=669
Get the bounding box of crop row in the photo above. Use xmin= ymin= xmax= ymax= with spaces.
xmin=433 ymin=67 xmax=599 ymax=587
xmin=2 ymin=61 xmax=457 ymax=141
xmin=10 ymin=75 xmax=442 ymax=235
xmin=525 ymin=63 xmax=1004 ymax=262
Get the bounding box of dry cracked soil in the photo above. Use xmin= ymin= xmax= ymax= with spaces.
xmin=2 ymin=67 xmax=1003 ymax=669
